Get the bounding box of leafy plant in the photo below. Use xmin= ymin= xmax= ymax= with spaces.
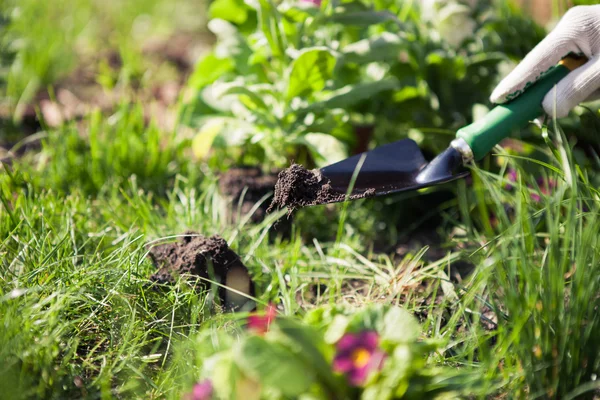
xmin=182 ymin=0 xmax=547 ymax=170
xmin=172 ymin=304 xmax=478 ymax=399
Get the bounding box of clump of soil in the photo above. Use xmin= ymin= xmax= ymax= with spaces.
xmin=219 ymin=167 xmax=280 ymax=224
xmin=268 ymin=164 xmax=375 ymax=214
xmin=148 ymin=232 xmax=254 ymax=310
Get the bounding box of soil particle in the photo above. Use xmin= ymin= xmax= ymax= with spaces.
xmin=268 ymin=164 xmax=375 ymax=214
xmin=148 ymin=232 xmax=254 ymax=310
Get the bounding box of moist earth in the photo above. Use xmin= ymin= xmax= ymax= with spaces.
xmin=219 ymin=167 xmax=280 ymax=223
xmin=148 ymin=232 xmax=253 ymax=310
xmin=268 ymin=164 xmax=375 ymax=214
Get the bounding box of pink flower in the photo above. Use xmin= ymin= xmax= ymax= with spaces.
xmin=247 ymin=303 xmax=277 ymax=335
xmin=531 ymin=177 xmax=557 ymax=203
xmin=332 ymin=331 xmax=386 ymax=386
xmin=504 ymin=168 xmax=518 ymax=190
xmin=300 ymin=0 xmax=321 ymax=6
xmin=183 ymin=380 xmax=213 ymax=400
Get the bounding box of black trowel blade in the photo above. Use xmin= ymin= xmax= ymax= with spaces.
xmin=320 ymin=138 xmax=469 ymax=199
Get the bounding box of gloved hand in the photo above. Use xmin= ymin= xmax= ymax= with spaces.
xmin=490 ymin=5 xmax=600 ymax=118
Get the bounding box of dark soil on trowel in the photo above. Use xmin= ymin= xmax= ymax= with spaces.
xmin=148 ymin=232 xmax=254 ymax=311
xmin=268 ymin=164 xmax=376 ymax=215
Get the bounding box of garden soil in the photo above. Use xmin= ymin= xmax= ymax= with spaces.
xmin=149 ymin=232 xmax=253 ymax=310
xmin=219 ymin=167 xmax=280 ymax=224
xmin=268 ymin=164 xmax=376 ymax=214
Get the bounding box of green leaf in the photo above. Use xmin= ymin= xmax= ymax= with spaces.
xmin=342 ymin=32 xmax=404 ymax=64
xmin=208 ymin=19 xmax=255 ymax=76
xmin=323 ymin=314 xmax=350 ymax=344
xmin=208 ymin=352 xmax=237 ymax=399
xmin=187 ymin=52 xmax=234 ymax=90
xmin=302 ymin=79 xmax=399 ymax=112
xmin=304 ymin=133 xmax=348 ymax=167
xmin=255 ymin=0 xmax=286 ymax=58
xmin=222 ymin=85 xmax=269 ymax=112
xmin=275 ymin=318 xmax=346 ymax=396
xmin=192 ymin=119 xmax=223 ymax=160
xmin=380 ymin=307 xmax=420 ymax=343
xmin=209 ymin=0 xmax=249 ymax=24
xmin=235 ymin=336 xmax=315 ymax=396
xmin=329 ymin=10 xmax=398 ymax=26
xmin=392 ymin=85 xmax=422 ymax=103
xmin=342 ymin=305 xmax=420 ymax=343
xmin=280 ymin=3 xmax=319 ymax=22
xmin=287 ymin=47 xmax=336 ymax=100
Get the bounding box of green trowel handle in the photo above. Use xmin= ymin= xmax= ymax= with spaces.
xmin=456 ymin=55 xmax=588 ymax=161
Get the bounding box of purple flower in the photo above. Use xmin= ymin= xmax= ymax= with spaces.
xmin=530 ymin=177 xmax=557 ymax=202
xmin=504 ymin=168 xmax=518 ymax=190
xmin=530 ymin=191 xmax=541 ymax=202
xmin=332 ymin=331 xmax=386 ymax=386
xmin=183 ymin=380 xmax=213 ymax=400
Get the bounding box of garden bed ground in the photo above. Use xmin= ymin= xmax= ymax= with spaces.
xmin=3 ymin=1 xmax=600 ymax=399
xmin=149 ymin=232 xmax=254 ymax=310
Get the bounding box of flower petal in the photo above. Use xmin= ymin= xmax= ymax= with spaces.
xmin=332 ymin=355 xmax=354 ymax=373
xmin=347 ymin=365 xmax=368 ymax=386
xmin=191 ymin=380 xmax=213 ymax=400
xmin=369 ymin=349 xmax=387 ymax=371
xmin=336 ymin=333 xmax=360 ymax=352
xmin=358 ymin=331 xmax=379 ymax=350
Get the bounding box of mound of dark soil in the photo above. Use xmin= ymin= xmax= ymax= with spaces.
xmin=268 ymin=164 xmax=375 ymax=214
xmin=149 ymin=232 xmax=253 ymax=310
xmin=219 ymin=167 xmax=280 ymax=224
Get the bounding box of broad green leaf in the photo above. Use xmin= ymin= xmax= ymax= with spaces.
xmin=235 ymin=336 xmax=315 ymax=396
xmin=192 ymin=119 xmax=224 ymax=160
xmin=201 ymin=82 xmax=238 ymax=113
xmin=329 ymin=10 xmax=398 ymax=26
xmin=187 ymin=52 xmax=234 ymax=90
xmin=392 ymin=85 xmax=422 ymax=103
xmin=342 ymin=32 xmax=404 ymax=64
xmin=209 ymin=352 xmax=262 ymax=400
xmin=304 ymin=133 xmax=347 ymax=167
xmin=222 ymin=85 xmax=269 ymax=112
xmin=275 ymin=318 xmax=346 ymax=396
xmin=323 ymin=314 xmax=350 ymax=344
xmin=342 ymin=305 xmax=419 ymax=343
xmin=208 ymin=352 xmax=237 ymax=399
xmin=380 ymin=307 xmax=420 ymax=343
xmin=287 ymin=48 xmax=336 ymax=100
xmin=209 ymin=0 xmax=249 ymax=24
xmin=208 ymin=19 xmax=255 ymax=75
xmin=302 ymin=79 xmax=399 ymax=112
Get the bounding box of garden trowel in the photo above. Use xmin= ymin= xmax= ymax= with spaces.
xmin=318 ymin=55 xmax=587 ymax=201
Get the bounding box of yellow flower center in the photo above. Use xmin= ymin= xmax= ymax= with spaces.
xmin=351 ymin=348 xmax=371 ymax=368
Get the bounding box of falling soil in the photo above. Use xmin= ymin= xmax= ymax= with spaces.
xmin=268 ymin=164 xmax=376 ymax=214
xmin=148 ymin=232 xmax=253 ymax=310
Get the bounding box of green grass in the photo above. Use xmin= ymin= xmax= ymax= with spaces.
xmin=1 ymin=0 xmax=207 ymax=119
xmin=2 ymin=0 xmax=600 ymax=398
xmin=3 ymin=103 xmax=599 ymax=398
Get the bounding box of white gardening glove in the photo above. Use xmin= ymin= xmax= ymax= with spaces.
xmin=490 ymin=5 xmax=600 ymax=118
